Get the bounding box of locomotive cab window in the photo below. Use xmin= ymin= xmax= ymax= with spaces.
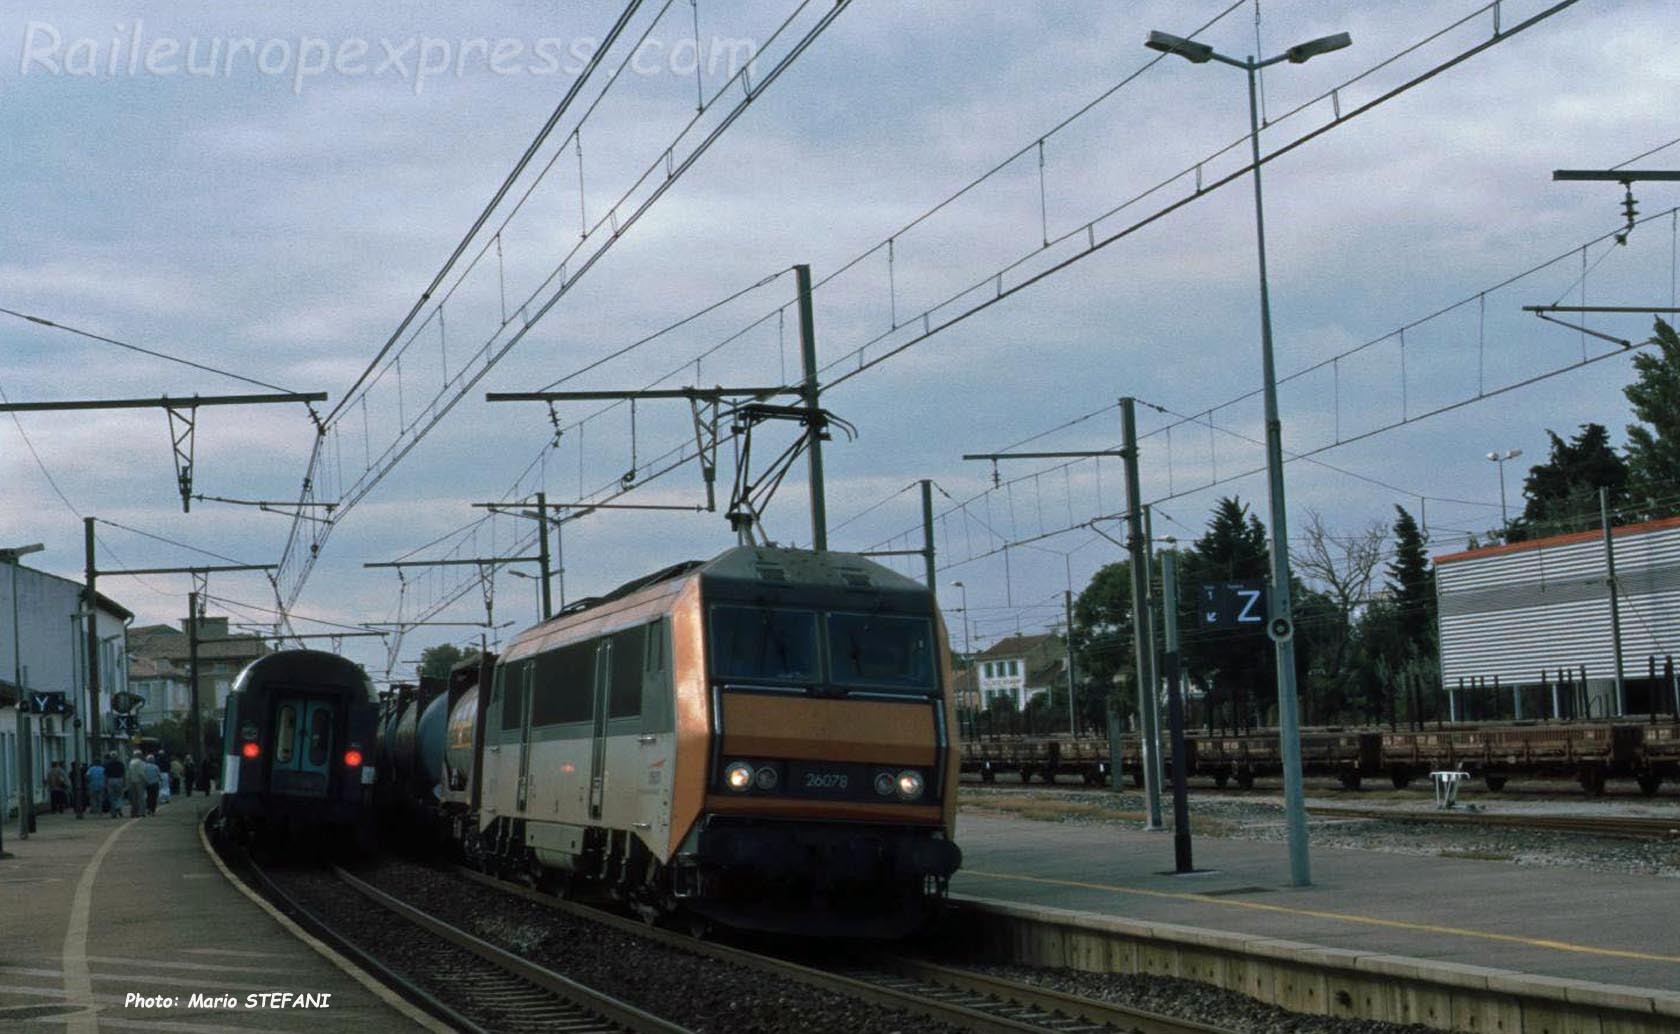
xmin=531 ymin=641 xmax=594 ymax=726
xmin=827 ymin=612 xmax=936 ymax=692
xmin=274 ymin=705 xmax=297 ymax=763
xmin=709 ymin=605 xmax=819 ymax=682
xmin=608 ymin=625 xmax=646 ymax=719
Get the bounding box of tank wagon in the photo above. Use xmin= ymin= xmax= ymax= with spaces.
xmin=377 ymin=545 xmax=962 ymax=936
xmin=218 ymin=650 xmax=379 ymax=845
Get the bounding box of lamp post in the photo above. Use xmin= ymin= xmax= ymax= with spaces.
xmin=1146 ymin=26 xmax=1350 ymax=888
xmin=1487 ymin=448 xmax=1523 ymax=532
xmin=952 ymin=581 xmax=973 ymax=727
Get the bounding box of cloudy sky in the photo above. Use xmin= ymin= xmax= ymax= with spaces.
xmin=1 ymin=0 xmax=1674 ymax=678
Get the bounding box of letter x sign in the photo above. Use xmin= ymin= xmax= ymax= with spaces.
xmin=1198 ymin=580 xmax=1267 ymax=629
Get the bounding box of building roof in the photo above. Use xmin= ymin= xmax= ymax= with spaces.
xmin=128 ymin=655 xmax=188 ymax=681
xmin=1434 ymin=513 xmax=1680 ymax=565
xmin=976 ymin=632 xmax=1060 ymax=659
xmin=128 ymin=619 xmax=270 ymax=664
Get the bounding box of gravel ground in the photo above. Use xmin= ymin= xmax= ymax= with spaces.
xmin=962 ymin=963 xmax=1440 ymax=1034
xmin=959 ymin=783 xmax=1680 ymax=878
xmin=355 ymin=857 xmax=968 ymax=1034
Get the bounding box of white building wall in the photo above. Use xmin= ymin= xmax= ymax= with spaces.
xmin=0 ymin=562 xmax=130 ymax=816
xmin=1437 ymin=519 xmax=1680 ymax=688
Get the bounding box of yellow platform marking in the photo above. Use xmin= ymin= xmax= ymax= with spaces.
xmin=962 ymin=869 xmax=1680 ymax=965
xmin=64 ymin=817 xmax=136 ymax=1034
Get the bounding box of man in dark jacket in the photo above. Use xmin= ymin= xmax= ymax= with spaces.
xmin=102 ymin=754 xmax=125 ymax=818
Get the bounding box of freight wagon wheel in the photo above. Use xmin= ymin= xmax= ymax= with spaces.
xmin=1337 ymin=771 xmax=1362 ymax=791
xmin=1637 ymin=774 xmax=1662 ymax=796
xmin=1484 ymin=775 xmax=1508 ymax=792
xmin=1390 ymin=772 xmax=1411 ymax=790
xmin=980 ymin=766 xmax=996 ymax=784
xmin=1234 ymin=770 xmax=1255 ymax=790
xmin=1130 ymin=770 xmax=1144 ymax=788
xmin=1212 ymin=773 xmax=1230 ymax=789
xmin=1578 ymin=767 xmax=1607 ymax=797
xmin=1018 ymin=767 xmax=1036 ymax=785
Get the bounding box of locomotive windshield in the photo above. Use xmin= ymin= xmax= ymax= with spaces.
xmin=827 ymin=612 xmax=935 ymax=692
xmin=709 ymin=605 xmax=820 ymax=682
xmin=708 ymin=604 xmax=938 ymax=693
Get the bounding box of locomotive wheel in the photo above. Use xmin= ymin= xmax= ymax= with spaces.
xmin=1484 ymin=775 xmax=1508 ymax=792
xmin=1637 ymin=774 xmax=1662 ymax=796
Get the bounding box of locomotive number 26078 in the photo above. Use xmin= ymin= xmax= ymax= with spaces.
xmin=802 ymin=771 xmax=849 ymax=790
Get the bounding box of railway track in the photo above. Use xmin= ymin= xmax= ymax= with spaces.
xmin=447 ymin=865 xmax=1237 ymax=1034
xmin=235 ymin=851 xmax=689 ymax=1033
xmin=1309 ymin=806 xmax=1680 ymax=839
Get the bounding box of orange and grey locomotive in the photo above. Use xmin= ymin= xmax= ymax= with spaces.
xmin=380 ymin=545 xmax=962 ymax=936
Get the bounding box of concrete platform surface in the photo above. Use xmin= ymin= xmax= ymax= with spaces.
xmin=951 ymin=810 xmax=1680 ymax=993
xmin=0 ymin=794 xmax=430 ymax=1032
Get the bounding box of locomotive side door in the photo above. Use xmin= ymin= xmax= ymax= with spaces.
xmin=587 ymin=640 xmax=612 ymax=820
xmin=515 ymin=662 xmax=535 ymax=812
xmin=270 ymin=695 xmax=333 ymax=797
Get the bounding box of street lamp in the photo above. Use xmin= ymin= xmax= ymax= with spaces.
xmin=1487 ymin=448 xmax=1523 ymax=531
xmin=1146 ymin=26 xmax=1350 ymax=888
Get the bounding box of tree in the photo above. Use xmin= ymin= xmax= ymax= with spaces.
xmin=1177 ymin=497 xmax=1271 ymax=731
xmin=1386 ymin=505 xmax=1435 ymax=658
xmin=419 ymin=643 xmax=475 ymax=679
xmin=1624 ymin=317 xmax=1680 ymax=516
xmin=1070 ymin=559 xmax=1135 ymax=726
xmin=1293 ymin=510 xmax=1386 ymax=714
xmin=1511 ymin=423 xmax=1628 ymax=540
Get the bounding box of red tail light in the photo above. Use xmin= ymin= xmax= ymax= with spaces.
xmin=240 ymin=742 xmax=260 ymax=759
xmin=343 ymin=749 xmax=364 ymax=767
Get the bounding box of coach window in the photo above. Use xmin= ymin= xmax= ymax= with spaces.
xmin=531 ymin=642 xmax=593 ymax=726
xmin=499 ymin=661 xmax=526 ymax=732
xmin=608 ymin=625 xmax=646 ymax=719
xmin=274 ymin=705 xmax=297 ymax=763
xmin=307 ymin=708 xmax=330 ymax=766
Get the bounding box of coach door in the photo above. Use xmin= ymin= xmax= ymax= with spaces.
xmin=270 ymin=695 xmax=332 ymax=797
xmin=587 ymin=640 xmax=612 ymax=820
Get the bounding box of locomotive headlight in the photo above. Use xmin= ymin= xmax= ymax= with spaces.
xmin=896 ymin=770 xmax=925 ymax=800
xmin=724 ymin=761 xmax=754 ymax=792
xmin=753 ymin=765 xmax=780 ymax=791
xmin=873 ymin=771 xmax=896 ymax=797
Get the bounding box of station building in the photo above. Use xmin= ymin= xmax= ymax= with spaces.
xmin=1436 ymin=515 xmax=1680 ymax=720
xmin=0 ymin=559 xmax=132 ymax=819
xmin=127 ymin=615 xmax=269 ymax=729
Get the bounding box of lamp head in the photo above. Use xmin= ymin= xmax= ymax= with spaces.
xmin=1146 ymin=31 xmax=1213 ymax=64
xmin=1285 ymin=32 xmax=1351 ymax=64
xmin=1486 ymin=452 xmax=1500 ymax=462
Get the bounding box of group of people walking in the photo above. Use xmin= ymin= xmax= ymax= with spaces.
xmin=41 ymin=750 xmax=214 ymax=819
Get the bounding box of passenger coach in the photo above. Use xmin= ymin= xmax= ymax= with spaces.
xmin=469 ymin=545 xmax=962 ymax=936
xmin=219 ymin=650 xmax=379 ymax=845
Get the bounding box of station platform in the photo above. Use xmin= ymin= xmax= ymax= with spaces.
xmin=951 ymin=810 xmax=1680 ymax=994
xmin=0 ymin=794 xmax=436 ymax=1033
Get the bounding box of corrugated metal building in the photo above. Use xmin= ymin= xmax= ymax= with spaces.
xmin=1435 ymin=516 xmax=1680 ymax=719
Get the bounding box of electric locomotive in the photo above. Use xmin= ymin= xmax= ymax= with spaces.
xmin=383 ymin=545 xmax=962 ymax=936
xmin=219 ymin=650 xmax=379 ymax=846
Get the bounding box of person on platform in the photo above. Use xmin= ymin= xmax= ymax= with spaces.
xmin=168 ymin=756 xmax=183 ymax=797
xmin=182 ymin=755 xmax=196 ymax=797
xmin=71 ymin=762 xmax=87 ymax=817
xmin=45 ymin=762 xmax=68 ymax=814
xmin=103 ymin=753 xmax=125 ymax=817
xmin=125 ymin=751 xmax=147 ymax=818
xmin=142 ymin=754 xmax=162 ymax=815
xmin=87 ymin=760 xmax=107 ymax=815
